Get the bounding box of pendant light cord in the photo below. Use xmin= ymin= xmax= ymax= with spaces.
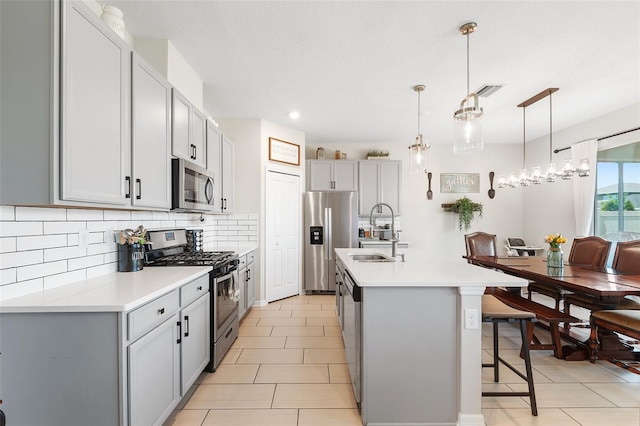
xmin=466 ymin=32 xmax=470 ymax=95
xmin=523 ymin=107 xmax=526 ymax=166
xmin=549 ymin=91 xmax=553 ymax=162
xmin=417 ymin=89 xmax=421 ymax=134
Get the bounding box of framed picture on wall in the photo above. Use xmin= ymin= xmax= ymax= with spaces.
xmin=269 ymin=137 xmax=300 ymax=166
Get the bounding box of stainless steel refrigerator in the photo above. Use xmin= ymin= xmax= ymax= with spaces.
xmin=303 ymin=191 xmax=358 ymax=292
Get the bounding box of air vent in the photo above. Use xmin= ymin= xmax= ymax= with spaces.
xmin=474 ymin=84 xmax=503 ymax=97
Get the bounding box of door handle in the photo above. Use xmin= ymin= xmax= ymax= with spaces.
xmin=176 ymin=321 xmax=182 ymax=344
xmin=125 ymin=176 xmax=131 ymax=199
xmin=184 ymin=315 xmax=190 ymax=337
xmin=135 ymin=178 xmax=141 ymax=200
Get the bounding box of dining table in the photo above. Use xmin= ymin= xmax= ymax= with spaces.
xmin=464 ymin=255 xmax=640 ymax=360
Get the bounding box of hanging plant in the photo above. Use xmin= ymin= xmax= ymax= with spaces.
xmin=450 ymin=196 xmax=483 ymax=231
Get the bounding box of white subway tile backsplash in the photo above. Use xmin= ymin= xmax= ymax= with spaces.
xmin=0 ymin=221 xmax=43 ymax=237
xmin=68 ymin=254 xmax=104 ymax=271
xmin=87 ymin=242 xmax=116 ymax=256
xmin=67 ymin=209 xmax=104 ymax=221
xmin=0 ymin=206 xmax=15 ymax=221
xmin=1 ymin=268 xmax=16 ymax=285
xmin=17 ymin=260 xmax=67 ymax=281
xmin=87 ymin=262 xmax=117 ymax=278
xmin=0 ymin=278 xmax=44 ymax=300
xmin=44 ymin=246 xmax=87 ymax=262
xmin=15 ymin=206 xmax=67 ymax=221
xmin=44 ymin=270 xmax=87 ymax=290
xmin=103 ymin=210 xmax=132 ymax=220
xmin=44 ymin=221 xmax=86 ymax=234
xmin=17 ymin=235 xmax=68 ymax=251
xmin=0 ymin=237 xmax=16 ymax=253
xmin=1 ymin=250 xmax=44 ymax=268
xmin=0 ymin=206 xmax=259 ymax=301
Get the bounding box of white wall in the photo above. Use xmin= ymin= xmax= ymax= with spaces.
xmin=304 ymin=142 xmax=524 ymax=259
xmin=522 ymin=103 xmax=640 ymax=249
xmin=0 ymin=206 xmax=257 ymax=301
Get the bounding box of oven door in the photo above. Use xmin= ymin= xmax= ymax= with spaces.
xmin=214 ymin=269 xmax=239 ymax=339
xmin=172 ymin=158 xmax=214 ymax=212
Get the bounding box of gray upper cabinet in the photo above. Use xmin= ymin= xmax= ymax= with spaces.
xmin=206 ymin=121 xmax=223 ymax=213
xmin=172 ymin=89 xmax=207 ymax=168
xmin=221 ymin=134 xmax=235 ymax=213
xmin=358 ymin=160 xmax=402 ymax=216
xmin=132 ymin=53 xmax=172 ymax=210
xmin=191 ymin=109 xmax=207 ymax=169
xmin=60 ymin=1 xmax=131 ymax=205
xmin=308 ymin=160 xmax=358 ymax=191
xmin=0 ymin=0 xmax=135 ymax=207
xmin=172 ymin=89 xmax=192 ymax=161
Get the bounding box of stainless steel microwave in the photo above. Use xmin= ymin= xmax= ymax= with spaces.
xmin=172 ymin=158 xmax=215 ymax=212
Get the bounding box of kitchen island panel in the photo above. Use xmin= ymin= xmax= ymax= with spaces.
xmin=362 ymin=286 xmax=458 ymax=425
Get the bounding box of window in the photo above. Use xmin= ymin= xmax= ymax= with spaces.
xmin=594 ymin=142 xmax=640 ymax=237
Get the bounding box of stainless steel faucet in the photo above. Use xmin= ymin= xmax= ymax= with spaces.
xmin=369 ymin=202 xmax=399 ymax=258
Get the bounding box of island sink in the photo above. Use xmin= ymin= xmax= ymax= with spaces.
xmin=349 ymin=254 xmax=395 ymax=262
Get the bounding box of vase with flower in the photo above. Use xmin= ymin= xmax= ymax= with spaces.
xmin=544 ymin=233 xmax=566 ymax=270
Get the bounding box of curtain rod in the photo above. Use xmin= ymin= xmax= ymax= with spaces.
xmin=553 ymin=127 xmax=640 ymax=153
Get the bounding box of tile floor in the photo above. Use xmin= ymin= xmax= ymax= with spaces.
xmin=165 ymin=294 xmax=640 ymax=426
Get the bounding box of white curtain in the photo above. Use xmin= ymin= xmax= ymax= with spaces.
xmin=571 ymin=139 xmax=598 ymax=236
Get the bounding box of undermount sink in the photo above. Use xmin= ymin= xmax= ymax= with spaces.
xmin=350 ymin=254 xmax=395 ymax=262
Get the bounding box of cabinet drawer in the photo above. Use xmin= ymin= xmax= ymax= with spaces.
xmin=239 ymin=254 xmax=247 ymax=268
xmin=247 ymin=251 xmax=256 ymax=264
xmin=128 ymin=290 xmax=180 ymax=341
xmin=180 ymin=274 xmax=209 ymax=307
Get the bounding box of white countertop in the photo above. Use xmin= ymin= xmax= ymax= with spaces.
xmin=0 ymin=266 xmax=212 ymax=313
xmin=335 ymin=248 xmax=527 ymax=288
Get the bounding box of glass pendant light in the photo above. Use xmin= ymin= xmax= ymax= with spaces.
xmin=409 ymin=85 xmax=429 ymax=174
xmin=453 ymin=22 xmax=484 ymax=154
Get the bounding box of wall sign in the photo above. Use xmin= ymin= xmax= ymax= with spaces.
xmin=440 ymin=173 xmax=480 ymax=193
xmin=268 ymin=137 xmax=300 ymax=166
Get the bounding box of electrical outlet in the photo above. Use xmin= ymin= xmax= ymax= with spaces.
xmin=78 ymin=229 xmax=89 ymax=249
xmin=464 ymin=308 xmax=479 ymax=329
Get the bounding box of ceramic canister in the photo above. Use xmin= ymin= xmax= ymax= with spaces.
xmin=101 ymin=5 xmax=126 ymax=40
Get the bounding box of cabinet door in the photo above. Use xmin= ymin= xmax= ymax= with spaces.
xmin=191 ymin=109 xmax=207 ymax=168
xmin=238 ymin=266 xmax=247 ymax=319
xmin=206 ymin=121 xmax=223 ymax=213
xmin=358 ymin=161 xmax=380 ymax=215
xmin=61 ymin=2 xmax=130 ymax=205
xmin=247 ymin=261 xmax=255 ymax=309
xmin=221 ymin=134 xmax=234 ymax=213
xmin=333 ymin=161 xmax=358 ymax=191
xmin=308 ymin=161 xmax=334 ymax=191
xmin=180 ymin=294 xmax=210 ymax=394
xmin=131 ymin=53 xmax=171 ymax=209
xmin=172 ymin=89 xmax=191 ymax=161
xmin=380 ymin=161 xmax=402 ymax=215
xmin=129 ymin=315 xmax=180 ymax=426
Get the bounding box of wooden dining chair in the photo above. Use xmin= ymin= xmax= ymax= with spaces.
xmin=612 ymin=240 xmax=640 ymax=310
xmin=564 ymin=236 xmax=614 ymax=319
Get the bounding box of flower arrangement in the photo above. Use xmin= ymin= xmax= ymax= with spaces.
xmin=544 ymin=233 xmax=566 ymax=249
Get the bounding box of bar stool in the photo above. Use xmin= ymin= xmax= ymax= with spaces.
xmin=482 ymin=294 xmax=538 ymax=416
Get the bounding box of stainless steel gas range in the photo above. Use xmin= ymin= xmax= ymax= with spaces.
xmin=145 ymin=228 xmax=240 ymax=372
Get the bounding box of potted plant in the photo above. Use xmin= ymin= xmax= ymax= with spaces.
xmin=451 ymin=196 xmax=483 ymax=231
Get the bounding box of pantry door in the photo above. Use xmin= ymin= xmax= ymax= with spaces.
xmin=265 ymin=171 xmax=301 ymax=302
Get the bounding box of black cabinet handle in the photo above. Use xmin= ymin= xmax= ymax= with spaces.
xmin=193 ymin=145 xmax=197 ymax=159
xmin=197 ymin=286 xmax=203 ymax=291
xmin=177 ymin=321 xmax=182 ymax=344
xmin=184 ymin=315 xmax=190 ymax=337
xmin=136 ymin=179 xmax=141 ymax=200
xmin=158 ymin=307 xmax=165 ymax=315
xmin=225 ymin=326 xmax=233 ymax=339
xmin=125 ymin=176 xmax=131 ymax=199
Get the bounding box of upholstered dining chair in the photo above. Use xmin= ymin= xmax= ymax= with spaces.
xmin=612 ymin=240 xmax=640 ymax=310
xmin=563 ymin=236 xmax=614 ymax=319
xmin=531 ymin=236 xmax=611 ymax=313
xmin=464 ymin=232 xmax=497 ymax=260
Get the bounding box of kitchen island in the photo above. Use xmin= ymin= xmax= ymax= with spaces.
xmin=334 ymin=248 xmax=527 ymax=426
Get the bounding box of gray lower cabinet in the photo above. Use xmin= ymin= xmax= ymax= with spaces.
xmin=0 ymin=274 xmax=210 ymax=426
xmin=128 ymin=313 xmax=181 ymax=426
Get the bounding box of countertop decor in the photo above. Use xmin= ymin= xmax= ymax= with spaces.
xmin=366 ymin=149 xmax=389 ymax=160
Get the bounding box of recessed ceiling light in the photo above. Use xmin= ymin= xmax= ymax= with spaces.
xmin=289 ymin=111 xmax=300 ymax=119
